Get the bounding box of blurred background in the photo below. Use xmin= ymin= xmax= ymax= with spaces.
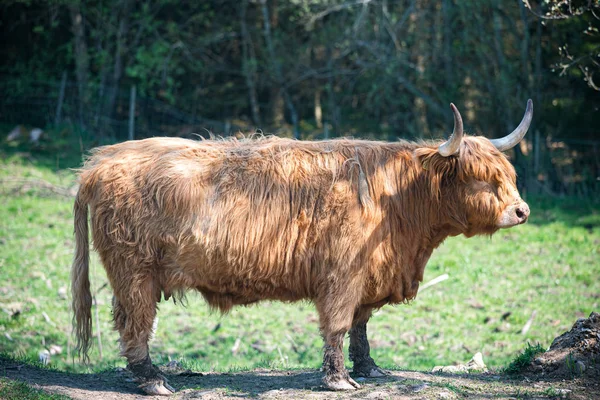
xmin=1 ymin=0 xmax=598 ymax=195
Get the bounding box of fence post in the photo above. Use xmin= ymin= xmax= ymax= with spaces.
xmin=55 ymin=71 xmax=67 ymax=126
xmin=534 ymin=130 xmax=540 ymax=176
xmin=128 ymin=85 xmax=136 ymax=141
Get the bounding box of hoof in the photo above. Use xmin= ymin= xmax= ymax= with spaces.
xmin=367 ymin=367 xmax=387 ymax=378
xmin=353 ymin=365 xmax=387 ymax=378
xmin=139 ymin=380 xmax=175 ymax=396
xmin=324 ymin=376 xmax=361 ymax=391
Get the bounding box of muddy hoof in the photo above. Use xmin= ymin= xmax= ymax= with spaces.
xmin=353 ymin=365 xmax=387 ymax=378
xmin=366 ymin=367 xmax=387 ymax=377
xmin=323 ymin=376 xmax=361 ymax=391
xmin=139 ymin=380 xmax=175 ymax=396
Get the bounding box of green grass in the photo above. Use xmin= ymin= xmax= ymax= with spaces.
xmin=0 ymin=378 xmax=69 ymax=400
xmin=1 ymin=133 xmax=599 ymax=376
xmin=504 ymin=343 xmax=545 ymax=374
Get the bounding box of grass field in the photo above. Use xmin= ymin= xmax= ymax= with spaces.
xmin=1 ymin=135 xmax=598 ymax=378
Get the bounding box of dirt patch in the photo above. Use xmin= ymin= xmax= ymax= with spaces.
xmin=2 ymin=314 xmax=600 ymax=399
xmin=527 ymin=311 xmax=600 ymax=381
xmin=1 ymin=357 xmax=598 ymax=400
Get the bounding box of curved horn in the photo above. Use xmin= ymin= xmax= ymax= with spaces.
xmin=490 ymin=99 xmax=533 ymax=152
xmin=438 ymin=103 xmax=464 ymax=157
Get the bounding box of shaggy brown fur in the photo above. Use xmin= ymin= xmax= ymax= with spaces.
xmin=72 ymin=135 xmax=526 ymax=394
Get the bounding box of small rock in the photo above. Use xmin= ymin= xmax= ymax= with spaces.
xmin=29 ymin=128 xmax=43 ymax=143
xmin=1 ymin=302 xmax=22 ymax=318
xmin=469 ymin=352 xmax=486 ymax=370
xmin=438 ymin=391 xmax=453 ymax=399
xmin=355 ymin=377 xmax=366 ymax=382
xmin=575 ymin=360 xmax=586 ymax=373
xmin=534 ymin=357 xmax=544 ymax=365
xmin=39 ymin=349 xmax=50 ymax=365
xmin=365 ymin=390 xmax=387 ymax=399
xmin=31 ymin=271 xmax=46 ymax=280
xmin=263 ymin=389 xmax=283 ymax=397
xmin=411 ymin=383 xmax=429 ymax=392
xmin=6 ymin=125 xmax=24 ymax=141
xmin=165 ymin=360 xmax=182 ymax=368
xmin=433 ymin=352 xmax=487 ymax=373
xmin=57 ymin=286 xmax=68 ymax=300
xmin=187 ymin=389 xmax=217 ymax=398
xmin=432 ymin=365 xmax=468 ymax=373
xmin=231 ymin=337 xmax=241 ymax=354
xmin=49 ymin=345 xmax=62 ymax=355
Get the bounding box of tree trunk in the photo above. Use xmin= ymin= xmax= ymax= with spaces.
xmin=240 ymin=0 xmax=261 ymax=126
xmin=260 ymin=0 xmax=299 ymax=137
xmin=311 ymin=46 xmax=323 ymax=130
xmin=69 ymin=2 xmax=90 ymax=129
xmin=410 ymin=0 xmax=430 ymax=138
xmin=326 ymin=44 xmax=337 ymax=137
xmin=267 ymin=0 xmax=284 ymax=127
xmin=518 ymin=0 xmax=532 ymax=85
xmin=270 ymin=89 xmax=285 ymax=127
xmin=442 ymin=0 xmax=453 ymax=84
xmin=107 ymin=0 xmax=133 ymax=123
xmin=314 ymin=89 xmax=323 ymax=129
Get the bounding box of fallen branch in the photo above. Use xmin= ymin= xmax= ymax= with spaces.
xmin=93 ymin=295 xmax=103 ymax=360
xmin=420 ymin=274 xmax=449 ymax=291
xmin=521 ymin=310 xmax=537 ymax=335
xmin=42 ymin=311 xmax=56 ymax=327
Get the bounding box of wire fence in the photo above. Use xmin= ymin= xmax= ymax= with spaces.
xmin=0 ymin=75 xmax=239 ymax=143
xmin=1 ymin=75 xmax=598 ymax=197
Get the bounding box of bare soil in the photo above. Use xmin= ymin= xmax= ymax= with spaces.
xmin=2 ymin=313 xmax=600 ymax=399
xmin=525 ymin=312 xmax=600 ymax=382
xmin=1 ymin=360 xmax=598 ymax=399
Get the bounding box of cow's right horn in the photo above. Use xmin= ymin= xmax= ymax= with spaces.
xmin=438 ymin=103 xmax=463 ymax=157
xmin=490 ymin=99 xmax=533 ymax=152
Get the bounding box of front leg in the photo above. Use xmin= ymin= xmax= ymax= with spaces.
xmin=349 ymin=317 xmax=386 ymax=378
xmin=316 ymin=289 xmax=362 ymax=391
xmin=322 ymin=331 xmax=361 ymax=390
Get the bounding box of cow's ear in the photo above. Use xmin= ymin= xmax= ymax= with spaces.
xmin=415 ymin=147 xmax=458 ymax=177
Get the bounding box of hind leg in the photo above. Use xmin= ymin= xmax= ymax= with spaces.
xmin=112 ymin=276 xmax=173 ymax=396
xmin=349 ymin=307 xmax=386 ymax=378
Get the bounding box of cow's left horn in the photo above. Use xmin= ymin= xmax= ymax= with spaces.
xmin=438 ymin=103 xmax=463 ymax=157
xmin=490 ymin=99 xmax=533 ymax=152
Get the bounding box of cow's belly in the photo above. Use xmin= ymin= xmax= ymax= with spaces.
xmin=194 ymin=279 xmax=304 ymax=313
xmin=161 ymin=246 xmax=309 ymax=312
xmin=360 ymin=269 xmax=421 ymax=307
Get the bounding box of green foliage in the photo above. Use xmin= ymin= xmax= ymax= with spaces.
xmin=504 ymin=343 xmax=545 ymax=375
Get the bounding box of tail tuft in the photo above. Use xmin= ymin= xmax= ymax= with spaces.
xmin=72 ymin=192 xmax=92 ymax=363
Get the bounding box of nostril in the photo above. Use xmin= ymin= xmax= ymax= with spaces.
xmin=515 ymin=208 xmax=525 ymax=220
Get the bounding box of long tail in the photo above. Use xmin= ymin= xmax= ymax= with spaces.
xmin=72 ymin=191 xmax=92 ymax=362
